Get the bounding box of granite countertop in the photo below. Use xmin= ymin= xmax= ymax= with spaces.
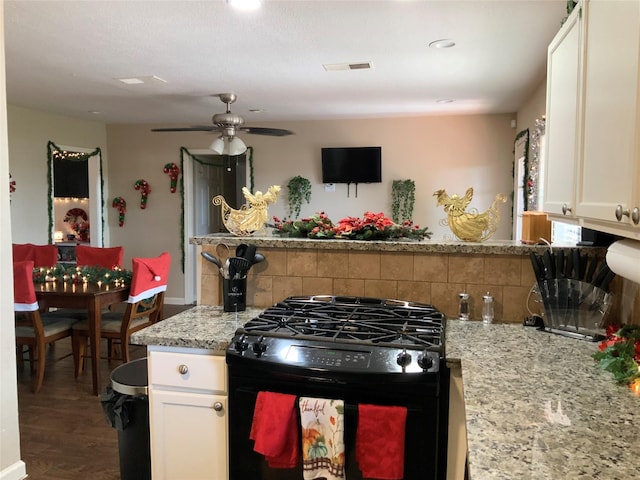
xmin=447 ymin=320 xmax=639 ymax=480
xmin=131 ymin=306 xmax=264 ymax=352
xmin=190 ymin=233 xmax=591 ymax=255
xmin=132 ymin=307 xmax=639 ymax=478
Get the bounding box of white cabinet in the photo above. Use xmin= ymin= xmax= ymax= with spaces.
xmin=544 ymin=0 xmax=640 ymax=239
xmin=576 ymin=0 xmax=640 ymax=235
xmin=148 ymin=348 xmax=228 ymax=480
xmin=543 ymin=2 xmax=582 ymax=219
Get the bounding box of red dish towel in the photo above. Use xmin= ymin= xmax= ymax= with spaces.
xmin=356 ymin=404 xmax=408 ymax=480
xmin=250 ymin=391 xmax=299 ymax=469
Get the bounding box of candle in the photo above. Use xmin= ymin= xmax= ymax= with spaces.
xmin=631 ymin=379 xmax=640 ymax=396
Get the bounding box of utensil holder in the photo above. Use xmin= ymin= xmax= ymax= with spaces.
xmin=534 ymin=279 xmax=613 ymax=341
xmin=223 ymin=277 xmax=246 ymax=312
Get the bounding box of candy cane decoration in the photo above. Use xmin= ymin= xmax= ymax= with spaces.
xmin=134 ymin=179 xmax=151 ymax=209
xmin=9 ymin=173 xmax=16 ymax=200
xmin=112 ymin=197 xmax=127 ymax=227
xmin=163 ymin=162 xmax=180 ymax=193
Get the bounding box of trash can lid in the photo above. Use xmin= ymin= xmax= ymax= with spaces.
xmin=111 ymin=357 xmax=148 ymax=396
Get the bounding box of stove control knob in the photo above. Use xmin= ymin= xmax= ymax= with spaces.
xmin=417 ymin=352 xmax=434 ymax=371
xmin=396 ymin=349 xmax=412 ymax=368
xmin=234 ymin=334 xmax=249 ymax=352
xmin=252 ymin=336 xmax=267 ymax=357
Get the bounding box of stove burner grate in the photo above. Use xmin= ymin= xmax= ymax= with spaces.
xmin=240 ymin=295 xmax=445 ymax=351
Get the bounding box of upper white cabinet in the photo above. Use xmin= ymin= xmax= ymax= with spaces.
xmin=543 ymin=3 xmax=583 ymax=219
xmin=544 ymin=0 xmax=640 ymax=239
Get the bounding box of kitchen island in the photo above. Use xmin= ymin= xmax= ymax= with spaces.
xmin=192 ymin=234 xmax=607 ymax=322
xmin=132 ymin=307 xmax=639 ymax=480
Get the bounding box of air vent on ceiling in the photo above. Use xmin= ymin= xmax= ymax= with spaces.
xmin=323 ymin=62 xmax=374 ymax=71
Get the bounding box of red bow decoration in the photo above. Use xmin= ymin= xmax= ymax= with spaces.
xmin=163 ymin=162 xmax=180 ymax=193
xmin=134 ymin=179 xmax=151 ymax=209
xmin=112 ymin=197 xmax=127 ymax=226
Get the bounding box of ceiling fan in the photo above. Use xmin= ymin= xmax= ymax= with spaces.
xmin=151 ymin=93 xmax=294 ymax=155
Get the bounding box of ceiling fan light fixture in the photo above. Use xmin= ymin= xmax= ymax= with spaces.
xmin=227 ymin=137 xmax=247 ymax=155
xmin=210 ymin=136 xmax=225 ymax=155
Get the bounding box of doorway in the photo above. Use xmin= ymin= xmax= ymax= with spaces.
xmin=47 ymin=142 xmax=104 ymax=247
xmin=182 ymin=149 xmax=248 ymax=303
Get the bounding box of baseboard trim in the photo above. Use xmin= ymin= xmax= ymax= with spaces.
xmin=0 ymin=460 xmax=27 ymax=480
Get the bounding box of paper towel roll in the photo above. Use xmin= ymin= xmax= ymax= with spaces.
xmin=606 ymin=239 xmax=640 ymax=284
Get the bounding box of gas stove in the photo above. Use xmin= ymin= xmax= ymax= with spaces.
xmin=227 ymin=295 xmax=446 ymax=375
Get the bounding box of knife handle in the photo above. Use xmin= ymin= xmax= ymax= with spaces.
xmin=555 ymin=250 xmax=565 ymax=278
xmin=584 ymin=256 xmax=599 ymax=283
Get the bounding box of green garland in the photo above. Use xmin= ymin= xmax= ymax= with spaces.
xmin=46 ymin=141 xmax=103 ymax=244
xmin=513 ymin=129 xmax=530 ymax=211
xmin=32 ymin=264 xmax=132 ymax=286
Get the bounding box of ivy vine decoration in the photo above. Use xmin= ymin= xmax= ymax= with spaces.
xmin=286 ymin=175 xmax=312 ymax=219
xmin=391 ymin=179 xmax=416 ymax=223
xmin=134 ymin=179 xmax=151 ymax=209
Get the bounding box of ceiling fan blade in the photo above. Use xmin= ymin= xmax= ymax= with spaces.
xmin=151 ymin=126 xmax=219 ymax=132
xmin=239 ymin=126 xmax=294 ymax=136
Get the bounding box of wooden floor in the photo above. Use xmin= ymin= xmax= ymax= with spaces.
xmin=17 ymin=304 xmax=193 ymax=480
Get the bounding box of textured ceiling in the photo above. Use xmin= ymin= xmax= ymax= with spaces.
xmin=3 ymin=0 xmax=567 ymax=126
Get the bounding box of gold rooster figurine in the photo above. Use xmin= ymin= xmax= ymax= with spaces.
xmin=213 ymin=185 xmax=281 ymax=236
xmin=433 ymin=187 xmax=506 ymax=242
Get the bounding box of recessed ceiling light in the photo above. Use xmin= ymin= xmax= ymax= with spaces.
xmin=114 ymin=75 xmax=167 ymax=85
xmin=227 ymin=0 xmax=262 ymax=11
xmin=323 ymin=62 xmax=374 ymax=71
xmin=429 ymin=39 xmax=456 ymax=49
xmin=248 ymin=109 xmax=265 ymax=113
xmin=437 ymin=99 xmax=454 ymax=104
xmin=89 ymin=111 xmax=101 ymax=115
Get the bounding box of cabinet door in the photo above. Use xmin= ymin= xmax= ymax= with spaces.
xmin=576 ymin=0 xmax=640 ymax=226
xmin=149 ymin=390 xmax=228 ymax=480
xmin=543 ymin=4 xmax=582 ymax=218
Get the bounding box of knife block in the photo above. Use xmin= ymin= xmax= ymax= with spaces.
xmin=521 ymin=212 xmax=552 ymax=245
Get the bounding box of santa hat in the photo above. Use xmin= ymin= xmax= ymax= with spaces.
xmin=128 ymin=252 xmax=171 ymax=303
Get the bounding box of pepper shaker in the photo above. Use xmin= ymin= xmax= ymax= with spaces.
xmin=458 ymin=292 xmax=470 ymax=321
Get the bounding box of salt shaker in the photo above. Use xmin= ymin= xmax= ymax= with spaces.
xmin=458 ymin=292 xmax=470 ymax=321
xmin=482 ymin=292 xmax=494 ymax=324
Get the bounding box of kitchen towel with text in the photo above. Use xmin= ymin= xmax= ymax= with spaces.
xmin=356 ymin=404 xmax=407 ymax=480
xmin=250 ymin=391 xmax=299 ymax=468
xmin=299 ymin=397 xmax=346 ymax=480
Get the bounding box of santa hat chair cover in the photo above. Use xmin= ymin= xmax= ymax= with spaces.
xmin=13 ymin=260 xmax=39 ymax=312
xmin=128 ymin=252 xmax=171 ymax=303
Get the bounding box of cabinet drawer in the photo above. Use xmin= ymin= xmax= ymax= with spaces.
xmin=149 ymin=351 xmax=226 ymax=393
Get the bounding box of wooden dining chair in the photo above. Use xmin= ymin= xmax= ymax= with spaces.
xmin=76 ymin=245 xmax=124 ymax=269
xmin=13 ymin=260 xmax=79 ymax=393
xmin=72 ymin=252 xmax=171 ymax=376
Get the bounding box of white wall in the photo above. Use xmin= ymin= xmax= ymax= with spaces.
xmin=0 ymin=4 xmax=27 ymax=478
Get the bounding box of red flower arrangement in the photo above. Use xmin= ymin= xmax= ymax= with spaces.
xmin=593 ymin=323 xmax=640 ymax=385
xmin=271 ymin=211 xmax=432 ymax=241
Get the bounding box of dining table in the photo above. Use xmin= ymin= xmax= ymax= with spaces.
xmin=35 ymin=281 xmax=130 ymax=395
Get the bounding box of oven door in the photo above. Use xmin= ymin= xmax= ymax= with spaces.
xmin=227 ymin=360 xmax=449 ymax=480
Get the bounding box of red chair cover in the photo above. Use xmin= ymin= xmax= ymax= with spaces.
xmin=13 ymin=243 xmax=58 ymax=267
xmin=13 ymin=260 xmax=39 ymax=312
xmin=12 ymin=243 xmax=35 ymax=262
xmin=128 ymin=252 xmax=171 ymax=303
xmin=76 ymin=245 xmax=124 ymax=269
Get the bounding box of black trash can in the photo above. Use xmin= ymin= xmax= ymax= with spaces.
xmin=102 ymin=357 xmax=151 ymax=480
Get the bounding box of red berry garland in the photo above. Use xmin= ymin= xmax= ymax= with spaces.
xmin=163 ymin=162 xmax=180 ymax=193
xmin=134 ymin=179 xmax=151 ymax=209
xmin=112 ymin=197 xmax=127 ymax=226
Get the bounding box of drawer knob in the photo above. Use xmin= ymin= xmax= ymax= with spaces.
xmin=562 ymin=204 xmax=572 ymax=215
xmin=632 ymin=207 xmax=640 ymax=225
xmin=615 ymin=204 xmax=630 ymax=222
xmin=213 ymin=402 xmax=224 ymax=412
xmin=178 ymin=364 xmax=189 ymax=375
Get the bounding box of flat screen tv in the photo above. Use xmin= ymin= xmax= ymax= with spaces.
xmin=321 ymin=146 xmax=382 ymax=184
